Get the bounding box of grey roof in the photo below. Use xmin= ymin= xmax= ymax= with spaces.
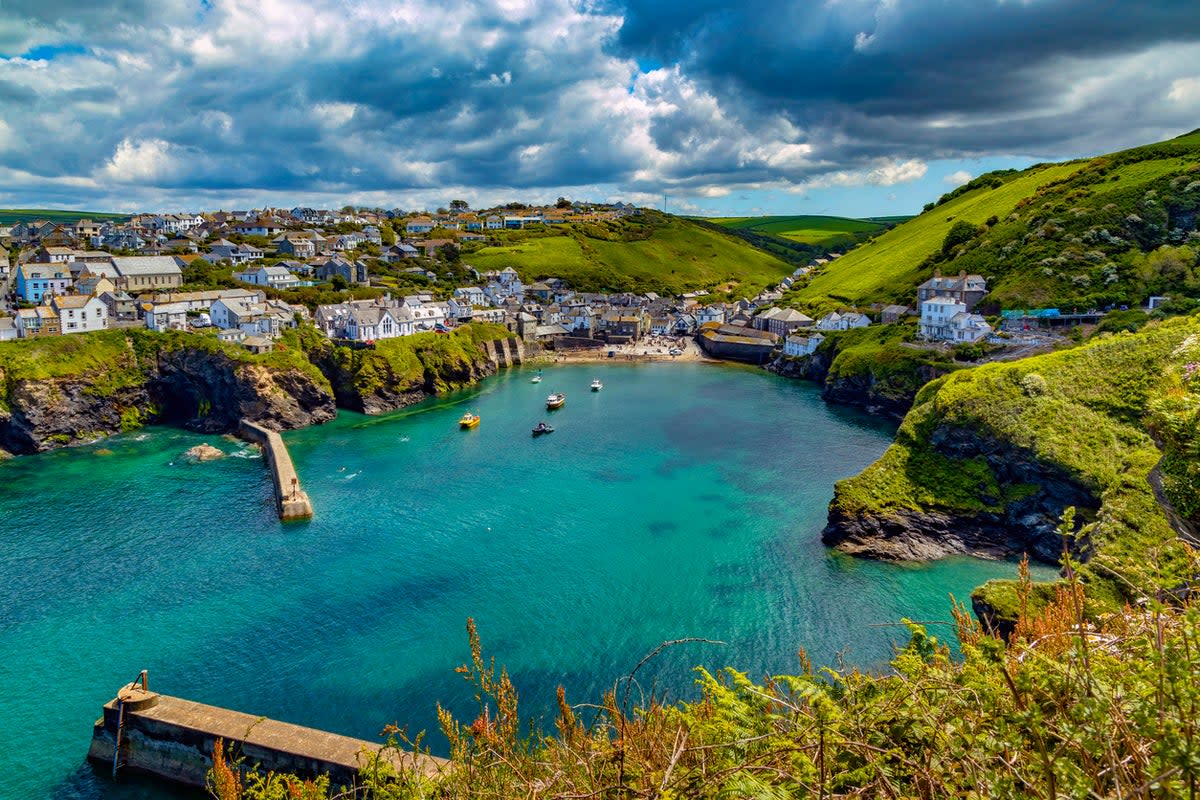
xmin=111 ymin=256 xmax=183 ymax=276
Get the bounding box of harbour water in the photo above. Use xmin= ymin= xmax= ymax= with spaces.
xmin=0 ymin=363 xmax=1055 ymax=798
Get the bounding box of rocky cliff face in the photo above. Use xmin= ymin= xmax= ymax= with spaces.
xmin=0 ymin=347 xmax=336 ymax=455
xmin=822 ymin=424 xmax=1096 ymax=565
xmin=767 ymin=344 xmax=949 ymax=420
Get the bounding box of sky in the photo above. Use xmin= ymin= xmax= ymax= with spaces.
xmin=0 ymin=0 xmax=1197 ymax=218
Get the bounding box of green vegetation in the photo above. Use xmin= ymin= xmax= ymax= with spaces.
xmin=0 ymin=328 xmax=330 ymax=414
xmin=830 ymin=315 xmax=1200 ymax=604
xmin=788 ymin=162 xmax=1085 ymax=312
xmin=299 ymin=323 xmax=512 ymax=402
xmin=787 ymin=131 xmax=1200 ymax=315
xmin=215 ymin=585 xmax=1200 ymax=799
xmin=704 ymin=213 xmax=898 ymax=248
xmin=465 ymin=212 xmax=792 ymax=297
xmin=0 ymin=208 xmax=128 ymax=225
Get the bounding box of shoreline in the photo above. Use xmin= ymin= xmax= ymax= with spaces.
xmin=528 ymin=337 xmax=722 ymax=365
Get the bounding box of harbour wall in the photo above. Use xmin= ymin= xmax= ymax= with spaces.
xmin=87 ymin=678 xmax=446 ymax=789
xmin=238 ymin=419 xmax=313 ymax=520
xmin=481 ymin=336 xmax=525 ymax=367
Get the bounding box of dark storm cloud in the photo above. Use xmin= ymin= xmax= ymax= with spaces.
xmin=0 ymin=0 xmax=1196 ymax=209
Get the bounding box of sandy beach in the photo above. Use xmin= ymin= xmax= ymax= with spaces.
xmin=532 ymin=335 xmax=719 ymax=364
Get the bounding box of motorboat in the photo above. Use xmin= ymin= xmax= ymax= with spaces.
xmin=590 ymin=378 xmax=603 ymax=391
xmin=531 ymin=421 xmax=555 ymax=436
xmin=459 ymin=411 xmax=480 ymax=428
xmin=546 ymin=392 xmax=566 ymax=409
xmin=531 ymin=371 xmax=543 ymax=383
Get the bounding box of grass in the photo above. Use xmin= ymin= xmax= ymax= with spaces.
xmin=466 ymin=214 xmax=792 ymax=296
xmin=790 ymin=162 xmax=1085 ymax=311
xmin=703 ymin=214 xmax=894 ymax=248
xmin=829 ymin=315 xmax=1200 ymax=602
xmin=0 ymin=208 xmax=129 ymax=225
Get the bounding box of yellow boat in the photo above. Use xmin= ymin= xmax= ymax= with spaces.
xmin=459 ymin=411 xmax=480 ymax=428
xmin=546 ymin=392 xmax=566 ymax=409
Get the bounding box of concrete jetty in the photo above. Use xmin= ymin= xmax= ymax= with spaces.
xmin=88 ymin=673 xmax=447 ymax=789
xmin=238 ymin=419 xmax=313 ymax=520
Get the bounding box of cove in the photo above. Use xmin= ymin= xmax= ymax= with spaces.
xmin=0 ymin=363 xmax=1056 ymax=799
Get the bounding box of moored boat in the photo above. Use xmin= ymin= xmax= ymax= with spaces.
xmin=459 ymin=411 xmax=480 ymax=428
xmin=546 ymin=392 xmax=566 ymax=409
xmin=590 ymin=378 xmax=603 ymax=391
xmin=531 ymin=421 xmax=554 ymax=436
xmin=531 ymin=371 xmax=543 ymax=383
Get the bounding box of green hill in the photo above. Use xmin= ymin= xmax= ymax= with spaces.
xmin=464 ymin=211 xmax=793 ymax=296
xmin=705 ymin=214 xmax=899 ymax=248
xmin=0 ymin=208 xmax=128 ymax=225
xmin=789 ymin=130 xmax=1200 ymax=313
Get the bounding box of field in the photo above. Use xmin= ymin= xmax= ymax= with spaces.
xmin=465 ymin=214 xmax=792 ymax=296
xmin=703 ymin=214 xmax=897 ymax=248
xmin=0 ymin=208 xmax=128 ymax=225
xmin=788 ymin=162 xmax=1086 ymax=311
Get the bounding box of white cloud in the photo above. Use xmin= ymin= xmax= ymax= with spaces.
xmin=943 ymin=169 xmax=972 ymax=186
xmin=1168 ymin=76 xmax=1200 ymax=105
xmin=99 ymin=138 xmax=177 ymax=183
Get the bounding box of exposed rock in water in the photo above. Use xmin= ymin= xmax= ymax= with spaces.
xmin=183 ymin=443 xmax=225 ymax=462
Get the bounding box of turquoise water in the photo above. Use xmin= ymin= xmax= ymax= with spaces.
xmin=0 ymin=364 xmax=1055 ymax=798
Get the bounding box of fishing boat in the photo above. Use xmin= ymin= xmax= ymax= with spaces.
xmin=590 ymin=378 xmax=603 ymax=391
xmin=546 ymin=392 xmax=566 ymax=409
xmin=458 ymin=411 xmax=480 ymax=429
xmin=531 ymin=421 xmax=555 ymax=436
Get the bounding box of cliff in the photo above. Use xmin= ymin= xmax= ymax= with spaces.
xmin=822 ymin=315 xmax=1200 ymax=607
xmin=767 ymin=324 xmax=955 ymax=419
xmin=296 ymin=324 xmax=520 ymax=415
xmin=0 ymin=329 xmax=335 ymax=455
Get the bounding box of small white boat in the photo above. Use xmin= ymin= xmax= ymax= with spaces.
xmin=590 ymin=378 xmax=603 ymax=391
xmin=531 ymin=372 xmax=543 ymax=383
xmin=546 ymin=392 xmax=566 ymax=409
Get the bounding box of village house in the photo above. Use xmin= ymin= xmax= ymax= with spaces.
xmin=50 ymin=294 xmax=108 ymax=334
xmin=315 ymin=257 xmax=369 ymax=286
xmin=204 ymin=239 xmax=263 ymax=265
xmin=275 ymin=234 xmax=318 ymax=259
xmin=110 ymin=256 xmax=184 ymax=292
xmin=881 ymin=304 xmax=911 ymax=324
xmin=14 ymin=306 xmax=60 ymax=338
xmin=98 ymin=290 xmax=137 ymax=321
xmin=453 ymin=286 xmax=487 ymax=307
xmin=144 ymin=301 xmax=190 ymax=332
xmin=405 ymin=217 xmax=435 ymax=235
xmin=919 ymin=296 xmax=993 ymax=342
xmin=783 ymin=332 xmax=825 ymax=357
xmin=814 ymin=311 xmax=871 ymax=332
xmin=234 ymin=264 xmax=301 ymax=290
xmin=916 ymin=270 xmax=988 ymax=309
xmin=74 ymin=272 xmax=118 ymax=297
xmin=15 ymin=263 xmax=73 ymax=302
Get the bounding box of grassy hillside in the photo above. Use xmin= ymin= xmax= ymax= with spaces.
xmin=705 ymin=214 xmax=897 ymax=248
xmin=464 ymin=212 xmax=792 ymax=296
xmin=0 ymin=208 xmax=128 ymax=225
xmin=829 ymin=314 xmax=1199 ymax=607
xmin=788 ymin=130 xmax=1200 ymax=313
xmin=788 ymin=162 xmax=1085 ymax=311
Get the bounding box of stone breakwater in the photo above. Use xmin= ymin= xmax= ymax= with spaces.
xmin=239 ymin=419 xmax=313 ymax=520
xmin=87 ymin=677 xmax=446 ymax=790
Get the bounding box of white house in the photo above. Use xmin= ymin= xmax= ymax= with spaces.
xmin=145 ymin=301 xmax=190 ymax=331
xmin=919 ymin=296 xmax=967 ymax=340
xmin=948 ymin=312 xmax=993 ymax=343
xmin=50 ymin=294 xmax=108 ymax=334
xmin=235 ymin=265 xmax=301 ymax=290
xmin=784 ymin=332 xmax=825 ymax=357
xmin=815 ymin=311 xmax=871 ymax=331
xmin=453 ymin=286 xmax=487 ymax=307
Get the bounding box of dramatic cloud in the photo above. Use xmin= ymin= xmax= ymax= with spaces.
xmin=0 ymin=0 xmax=1196 ymax=211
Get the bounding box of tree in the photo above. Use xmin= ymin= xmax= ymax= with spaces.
xmin=330 ymin=275 xmax=349 ymax=291
xmin=941 ymin=220 xmax=978 ymax=255
xmin=380 ymin=221 xmax=396 ymax=247
xmin=449 ymin=199 xmax=470 ymax=211
xmin=556 ymin=197 xmax=572 ymax=209
xmin=439 ymin=243 xmax=461 ymax=263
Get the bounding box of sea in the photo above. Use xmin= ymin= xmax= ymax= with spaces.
xmin=0 ymin=362 xmax=1056 ymax=798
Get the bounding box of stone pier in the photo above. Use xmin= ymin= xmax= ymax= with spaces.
xmin=238 ymin=419 xmax=313 ymax=520
xmin=88 ymin=675 xmax=447 ymax=789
